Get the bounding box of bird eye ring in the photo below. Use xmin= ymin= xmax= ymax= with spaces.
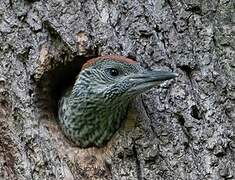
xmin=107 ymin=68 xmax=119 ymax=76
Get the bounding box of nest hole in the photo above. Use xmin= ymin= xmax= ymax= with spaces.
xmin=37 ymin=55 xmax=96 ymax=117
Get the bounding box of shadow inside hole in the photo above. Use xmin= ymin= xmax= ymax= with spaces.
xmin=37 ymin=55 xmax=95 ymax=118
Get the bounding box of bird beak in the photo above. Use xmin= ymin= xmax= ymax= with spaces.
xmin=127 ymin=70 xmax=178 ymax=95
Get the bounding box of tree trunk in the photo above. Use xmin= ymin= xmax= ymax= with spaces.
xmin=0 ymin=0 xmax=234 ymax=179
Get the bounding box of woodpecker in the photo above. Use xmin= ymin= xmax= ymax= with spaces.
xmin=58 ymin=55 xmax=177 ymax=148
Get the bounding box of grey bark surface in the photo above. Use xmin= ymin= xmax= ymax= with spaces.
xmin=0 ymin=0 xmax=234 ymax=179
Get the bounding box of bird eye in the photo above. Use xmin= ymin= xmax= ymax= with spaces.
xmin=107 ymin=68 xmax=119 ymax=76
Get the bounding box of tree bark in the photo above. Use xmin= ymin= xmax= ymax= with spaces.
xmin=0 ymin=0 xmax=234 ymax=179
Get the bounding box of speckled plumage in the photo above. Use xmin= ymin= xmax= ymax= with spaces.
xmin=58 ymin=55 xmax=177 ymax=148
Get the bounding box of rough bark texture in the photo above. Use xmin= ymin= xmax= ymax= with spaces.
xmin=0 ymin=0 xmax=234 ymax=179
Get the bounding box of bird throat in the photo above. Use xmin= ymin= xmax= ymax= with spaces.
xmin=63 ymin=95 xmax=130 ymax=148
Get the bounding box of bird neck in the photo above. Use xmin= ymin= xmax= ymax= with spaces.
xmin=66 ymin=87 xmax=130 ymax=147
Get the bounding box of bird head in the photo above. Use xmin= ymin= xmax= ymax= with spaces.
xmin=73 ymin=55 xmax=177 ymax=100
xmin=60 ymin=55 xmax=177 ymax=147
